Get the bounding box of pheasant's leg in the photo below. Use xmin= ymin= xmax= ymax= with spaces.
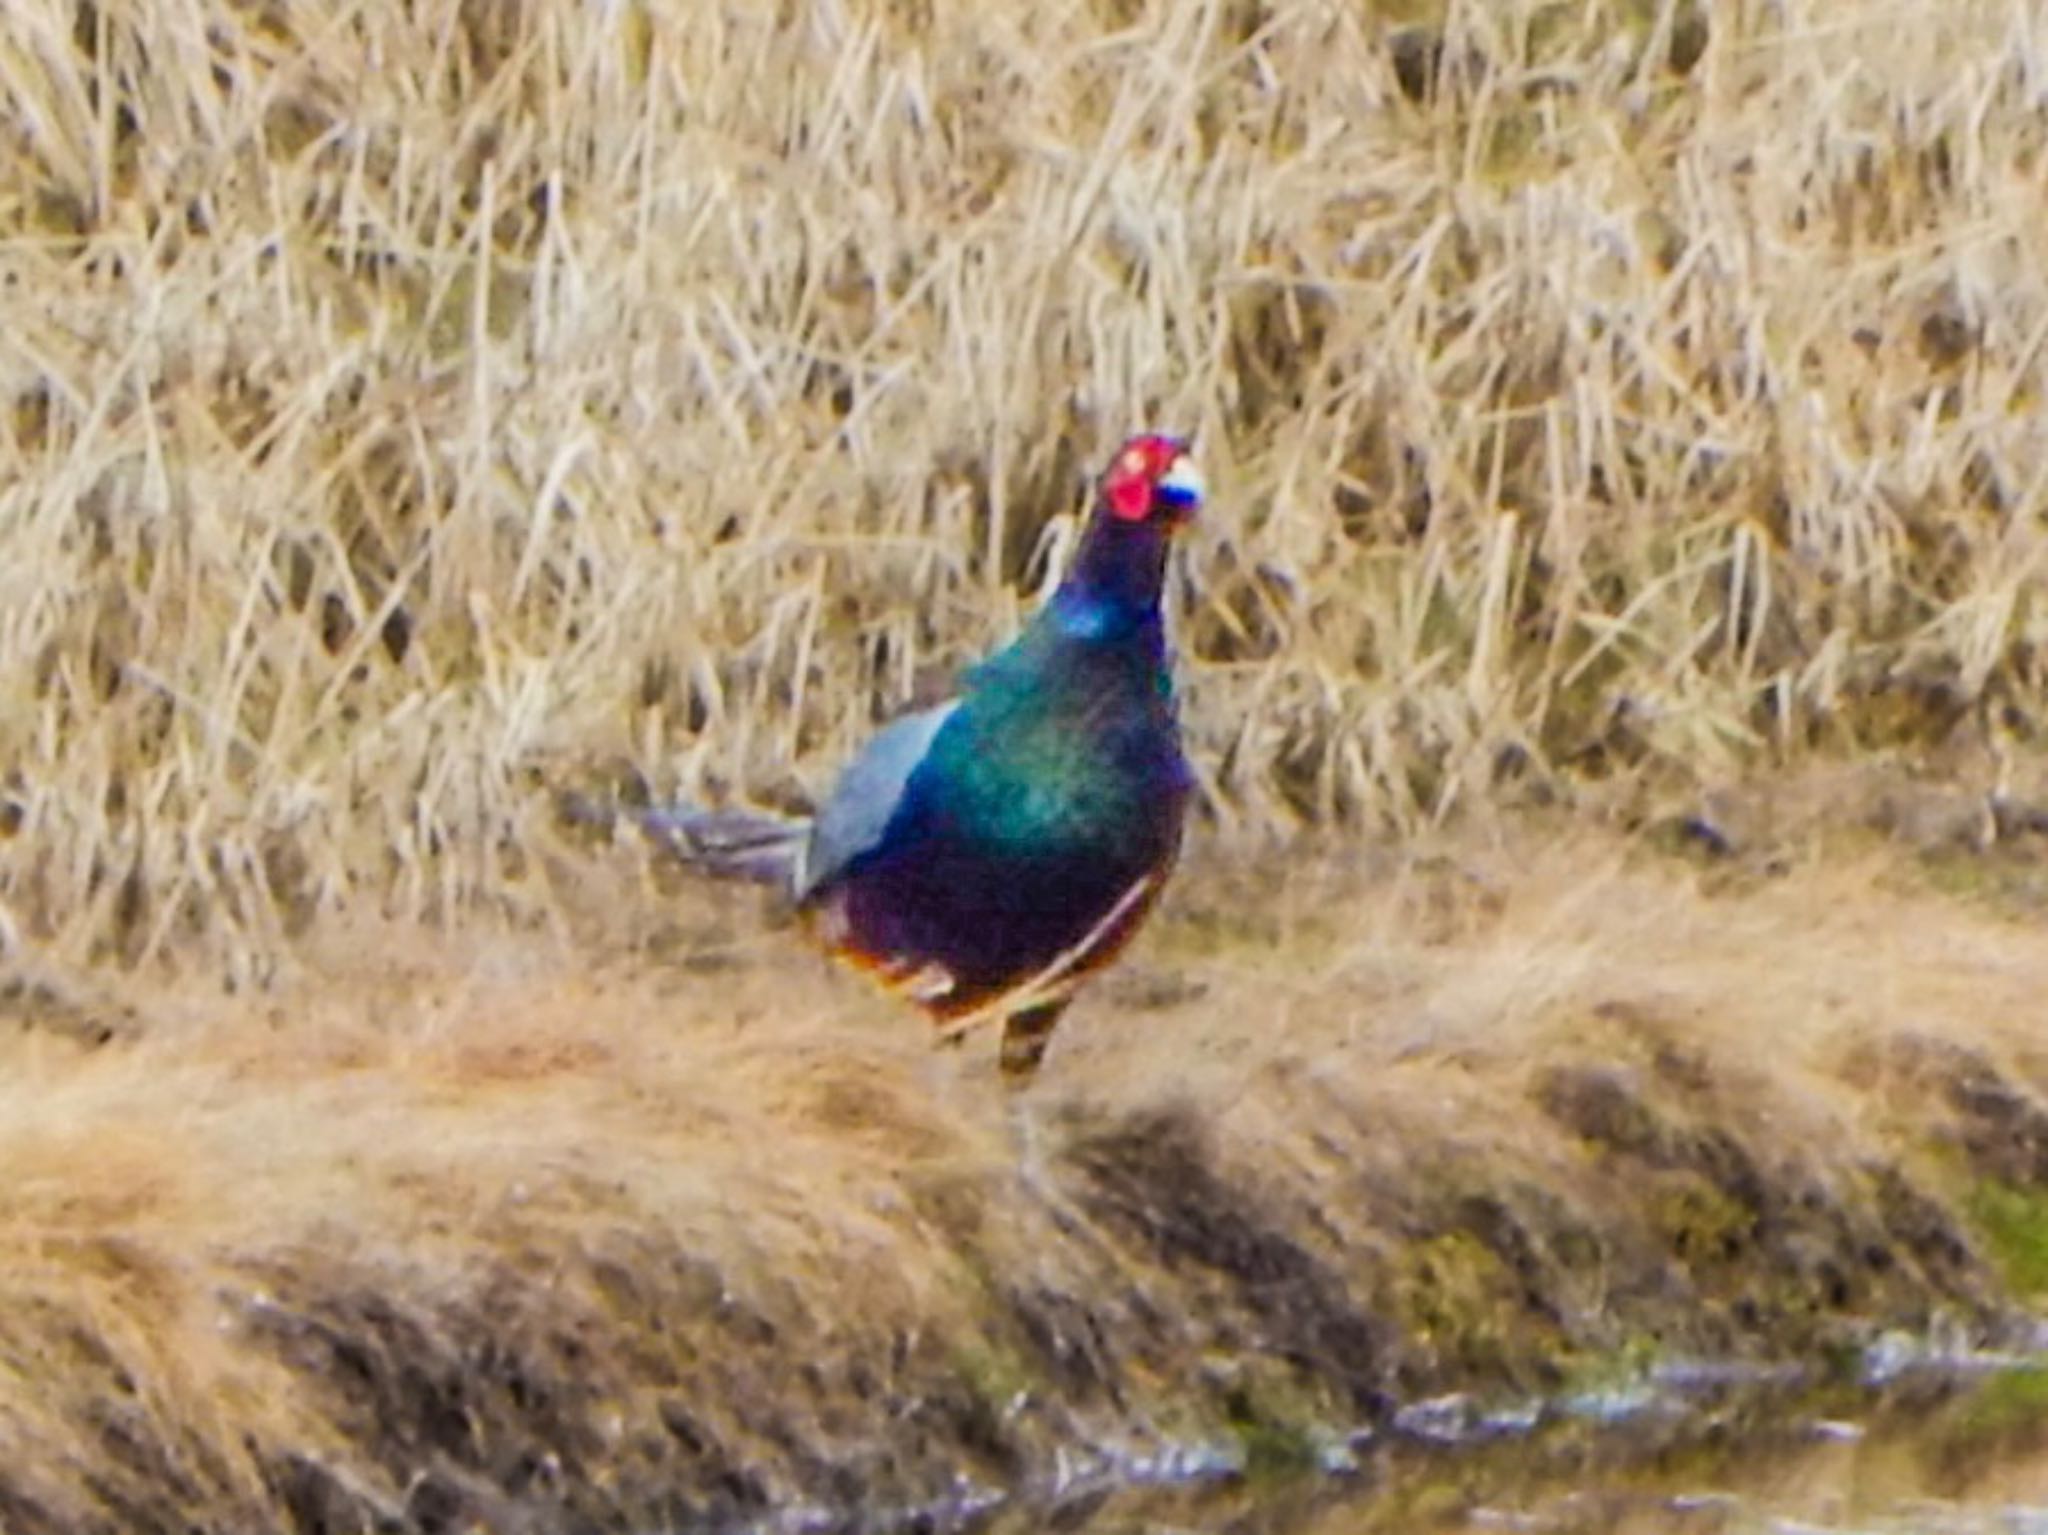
xmin=1000 ymin=1002 xmax=1069 ymax=1203
xmin=999 ymin=1001 xmax=1068 ymax=1082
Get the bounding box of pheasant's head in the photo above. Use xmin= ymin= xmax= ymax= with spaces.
xmin=1101 ymin=433 xmax=1204 ymax=529
xmin=1049 ymin=433 xmax=1204 ymax=628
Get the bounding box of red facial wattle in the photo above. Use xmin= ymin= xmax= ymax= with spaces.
xmin=1107 ymin=472 xmax=1154 ymax=521
xmin=1104 ymin=434 xmax=1193 ymax=523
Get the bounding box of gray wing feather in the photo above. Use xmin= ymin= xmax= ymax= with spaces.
xmin=794 ymin=700 xmax=957 ymax=900
xmin=636 ymin=803 xmax=809 ymax=885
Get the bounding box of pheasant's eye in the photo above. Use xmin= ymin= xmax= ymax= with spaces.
xmin=1120 ymin=449 xmax=1146 ymax=477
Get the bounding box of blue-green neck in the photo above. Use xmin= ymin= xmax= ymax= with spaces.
xmin=1043 ymin=515 xmax=1174 ymax=651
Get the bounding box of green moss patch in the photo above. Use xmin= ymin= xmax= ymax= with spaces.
xmin=1963 ymin=1181 xmax=2048 ymax=1296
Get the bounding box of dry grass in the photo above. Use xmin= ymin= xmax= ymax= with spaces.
xmin=0 ymin=0 xmax=2044 ymax=969
xmin=3 ymin=825 xmax=2048 ymax=1524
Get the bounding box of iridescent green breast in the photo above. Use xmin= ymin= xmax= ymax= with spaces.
xmin=908 ymin=633 xmax=1188 ymax=868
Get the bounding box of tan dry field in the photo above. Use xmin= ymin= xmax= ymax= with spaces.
xmin=2 ymin=0 xmax=2047 ymax=964
xmin=6 ymin=0 xmax=2048 ymax=1528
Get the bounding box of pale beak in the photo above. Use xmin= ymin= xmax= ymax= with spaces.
xmin=1155 ymin=454 xmax=1205 ymax=522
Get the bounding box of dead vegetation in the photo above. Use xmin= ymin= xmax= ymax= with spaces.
xmin=0 ymin=829 xmax=2045 ymax=1529
xmin=1 ymin=0 xmax=2046 ymax=967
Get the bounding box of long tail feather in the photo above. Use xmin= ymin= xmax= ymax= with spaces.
xmin=636 ymin=802 xmax=810 ymax=886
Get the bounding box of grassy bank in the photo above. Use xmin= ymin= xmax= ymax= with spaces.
xmin=7 ymin=812 xmax=2048 ymax=1529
